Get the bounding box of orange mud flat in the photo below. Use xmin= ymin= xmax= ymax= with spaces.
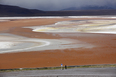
xmin=0 ymin=18 xmax=116 ymax=69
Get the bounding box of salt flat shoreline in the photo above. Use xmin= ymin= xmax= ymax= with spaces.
xmin=0 ymin=16 xmax=116 ymax=69
xmin=1 ymin=16 xmax=116 ymax=19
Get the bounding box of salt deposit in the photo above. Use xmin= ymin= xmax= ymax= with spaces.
xmin=24 ymin=19 xmax=116 ymax=34
xmin=0 ymin=42 xmax=19 ymax=49
xmin=0 ymin=33 xmax=94 ymax=54
xmin=1 ymin=16 xmax=116 ymax=20
xmin=0 ymin=33 xmax=51 ymax=53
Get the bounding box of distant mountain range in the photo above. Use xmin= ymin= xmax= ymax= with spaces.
xmin=62 ymin=5 xmax=116 ymax=11
xmin=0 ymin=4 xmax=45 ymax=16
xmin=1 ymin=4 xmax=116 ymax=16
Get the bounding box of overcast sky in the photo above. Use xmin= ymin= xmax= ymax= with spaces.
xmin=0 ymin=0 xmax=116 ymax=11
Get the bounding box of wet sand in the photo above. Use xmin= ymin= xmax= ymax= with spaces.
xmin=0 ymin=17 xmax=116 ymax=69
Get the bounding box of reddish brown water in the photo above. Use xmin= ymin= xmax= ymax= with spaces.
xmin=0 ymin=18 xmax=116 ymax=69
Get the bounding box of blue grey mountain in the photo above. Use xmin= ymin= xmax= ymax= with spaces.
xmin=0 ymin=4 xmax=44 ymax=16
xmin=61 ymin=5 xmax=116 ymax=11
xmin=1 ymin=4 xmax=116 ymax=16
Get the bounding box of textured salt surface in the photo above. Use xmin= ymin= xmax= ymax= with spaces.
xmin=0 ymin=42 xmax=20 ymax=49
xmin=24 ymin=19 xmax=116 ymax=34
xmin=0 ymin=33 xmax=50 ymax=53
xmin=0 ymin=33 xmax=94 ymax=54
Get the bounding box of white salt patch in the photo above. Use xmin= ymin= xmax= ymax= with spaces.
xmin=104 ymin=25 xmax=116 ymax=29
xmin=91 ymin=31 xmax=116 ymax=34
xmin=92 ymin=25 xmax=116 ymax=30
xmin=0 ymin=42 xmax=19 ymax=49
xmin=0 ymin=33 xmax=94 ymax=54
xmin=1 ymin=16 xmax=116 ymax=20
xmin=83 ymin=25 xmax=116 ymax=34
xmin=24 ymin=19 xmax=116 ymax=34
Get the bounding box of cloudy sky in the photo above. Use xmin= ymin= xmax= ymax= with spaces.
xmin=0 ymin=0 xmax=115 ymax=11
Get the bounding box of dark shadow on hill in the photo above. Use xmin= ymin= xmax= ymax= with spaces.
xmin=1 ymin=4 xmax=116 ymax=17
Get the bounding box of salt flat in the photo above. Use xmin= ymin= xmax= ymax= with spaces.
xmin=0 ymin=16 xmax=116 ymax=69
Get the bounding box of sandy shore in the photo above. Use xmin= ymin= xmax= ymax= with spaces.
xmin=0 ymin=16 xmax=116 ymax=69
